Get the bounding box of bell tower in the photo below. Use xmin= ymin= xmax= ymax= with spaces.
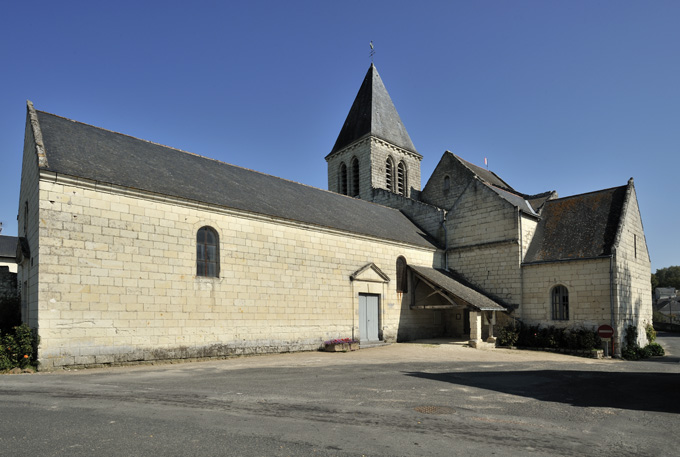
xmin=325 ymin=64 xmax=422 ymax=201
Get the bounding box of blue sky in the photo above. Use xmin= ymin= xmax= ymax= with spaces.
xmin=1 ymin=1 xmax=678 ymax=271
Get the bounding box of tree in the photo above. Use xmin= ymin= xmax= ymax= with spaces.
xmin=654 ymin=266 xmax=680 ymax=290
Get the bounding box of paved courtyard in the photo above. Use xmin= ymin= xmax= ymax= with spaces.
xmin=1 ymin=335 xmax=679 ymax=456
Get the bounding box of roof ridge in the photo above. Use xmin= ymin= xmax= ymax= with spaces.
xmin=35 ymin=109 xmax=413 ymax=216
xmin=452 ymin=153 xmax=515 ymax=191
xmin=546 ymin=183 xmax=628 ymax=203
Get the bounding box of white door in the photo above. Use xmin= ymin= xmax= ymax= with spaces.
xmin=359 ymin=294 xmax=379 ymax=342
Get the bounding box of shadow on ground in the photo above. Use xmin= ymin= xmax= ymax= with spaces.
xmin=404 ymin=369 xmax=680 ymax=414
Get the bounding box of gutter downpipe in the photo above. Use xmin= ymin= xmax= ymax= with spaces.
xmin=609 ymin=252 xmax=616 ymax=357
xmin=518 ymin=207 xmax=523 ymax=321
xmin=442 ymin=210 xmax=448 ymax=271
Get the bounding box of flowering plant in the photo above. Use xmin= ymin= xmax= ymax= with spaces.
xmin=324 ymin=338 xmax=358 ymax=345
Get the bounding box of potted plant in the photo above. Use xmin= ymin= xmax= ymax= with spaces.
xmin=323 ymin=338 xmax=359 ymax=352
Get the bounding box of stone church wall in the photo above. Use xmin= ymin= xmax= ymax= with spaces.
xmin=326 ymin=138 xmax=372 ymax=199
xmin=327 ymin=137 xmax=421 ymax=201
xmin=367 ymin=138 xmax=421 ymax=197
xmin=612 ymin=184 xmax=652 ymax=348
xmin=371 ymin=189 xmax=444 ymax=244
xmin=17 ymin=111 xmax=42 ymax=329
xmin=445 ymin=180 xmax=521 ymax=305
xmin=33 ymin=175 xmax=438 ymax=369
xmin=521 ymin=258 xmax=612 ymax=327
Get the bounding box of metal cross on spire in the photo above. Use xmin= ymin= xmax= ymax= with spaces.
xmin=370 ymin=41 xmax=375 ymax=63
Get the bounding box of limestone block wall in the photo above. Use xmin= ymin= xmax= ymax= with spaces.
xmin=18 ymin=112 xmax=42 ymax=328
xmin=326 ymin=138 xmax=372 ymax=199
xmin=612 ymin=184 xmax=652 ymax=347
xmin=420 ymin=152 xmax=474 ymax=211
xmin=367 ymin=138 xmax=421 ymax=197
xmin=521 ymin=258 xmax=612 ymax=329
xmin=448 ymin=245 xmax=521 ymax=305
xmin=327 ymin=137 xmax=421 ymax=200
xmin=34 ymin=174 xmax=438 ymax=369
xmin=445 ymin=180 xmax=521 ymax=304
xmin=371 ymin=189 xmax=444 ymax=244
xmin=520 ymin=213 xmax=538 ymax=260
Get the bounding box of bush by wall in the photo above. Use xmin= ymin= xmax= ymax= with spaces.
xmin=0 ymin=293 xmax=21 ymax=332
xmin=497 ymin=321 xmax=602 ymax=351
xmin=1 ymin=323 xmax=39 ymax=371
xmin=622 ymin=325 xmax=665 ymax=360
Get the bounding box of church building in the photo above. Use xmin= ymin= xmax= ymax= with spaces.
xmin=17 ymin=65 xmax=651 ymax=369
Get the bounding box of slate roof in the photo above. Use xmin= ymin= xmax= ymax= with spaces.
xmin=489 ymin=186 xmax=538 ymax=216
xmin=328 ymin=64 xmax=419 ymax=157
xmin=0 ymin=235 xmax=17 ymax=259
xmin=456 ymin=155 xmax=514 ymax=192
xmin=454 ymin=154 xmax=554 ymax=216
xmin=409 ymin=265 xmax=507 ymax=311
xmin=33 ymin=109 xmax=437 ymax=250
xmin=524 ymin=184 xmax=628 ymax=263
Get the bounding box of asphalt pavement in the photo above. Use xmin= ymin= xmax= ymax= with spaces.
xmin=1 ymin=335 xmax=679 ymax=457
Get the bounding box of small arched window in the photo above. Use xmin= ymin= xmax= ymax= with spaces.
xmin=351 ymin=157 xmax=360 ymax=197
xmin=443 ymin=175 xmax=450 ymax=191
xmin=551 ymin=285 xmax=569 ymax=320
xmin=339 ymin=162 xmax=348 ymax=195
xmin=385 ymin=157 xmax=395 ymax=191
xmin=396 ymin=256 xmax=408 ymax=293
xmin=397 ymin=161 xmax=407 ymax=196
xmin=196 ymin=226 xmax=219 ymax=277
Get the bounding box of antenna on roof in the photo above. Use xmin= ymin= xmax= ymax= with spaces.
xmin=370 ymin=41 xmax=375 ymax=63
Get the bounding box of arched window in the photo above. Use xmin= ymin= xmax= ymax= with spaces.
xmin=397 ymin=161 xmax=407 ymax=196
xmin=196 ymin=226 xmax=219 ymax=277
xmin=396 ymin=256 xmax=408 ymax=293
xmin=551 ymin=285 xmax=569 ymax=320
xmin=443 ymin=175 xmax=450 ymax=191
xmin=385 ymin=157 xmax=395 ymax=191
xmin=339 ymin=162 xmax=348 ymax=195
xmin=351 ymin=157 xmax=360 ymax=197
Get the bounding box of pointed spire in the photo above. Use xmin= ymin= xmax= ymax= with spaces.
xmin=329 ymin=64 xmax=417 ymax=156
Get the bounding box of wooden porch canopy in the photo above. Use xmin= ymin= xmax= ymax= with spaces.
xmin=408 ymin=265 xmax=506 ymax=312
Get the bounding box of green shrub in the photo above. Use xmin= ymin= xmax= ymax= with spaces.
xmin=496 ymin=324 xmax=519 ymax=346
xmin=645 ymin=324 xmax=657 ymax=343
xmin=621 ymin=346 xmax=640 ymax=361
xmin=621 ymin=325 xmax=666 ymax=360
xmin=646 ymin=342 xmax=665 ymax=357
xmin=498 ymin=323 xmax=600 ymax=351
xmin=0 ymin=324 xmax=39 ymax=371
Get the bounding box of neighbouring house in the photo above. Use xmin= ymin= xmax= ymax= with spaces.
xmin=0 ymin=235 xmax=18 ymax=273
xmin=0 ymin=235 xmax=18 ymax=300
xmin=17 ymin=64 xmax=651 ymax=369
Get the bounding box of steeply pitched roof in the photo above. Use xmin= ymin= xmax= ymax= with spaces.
xmin=456 ymin=155 xmax=514 ymax=192
xmin=0 ymin=235 xmax=17 ymax=259
xmin=328 ymin=64 xmax=418 ymax=156
xmin=524 ymin=184 xmax=628 ymax=263
xmin=454 ymin=154 xmax=554 ymax=216
xmin=32 ymin=108 xmax=437 ymax=250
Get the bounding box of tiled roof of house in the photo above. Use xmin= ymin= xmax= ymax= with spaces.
xmin=524 ymin=184 xmax=628 ymax=263
xmin=0 ymin=235 xmax=17 ymax=258
xmin=33 ymin=108 xmax=437 ymax=250
xmin=327 ymin=64 xmax=419 ymax=157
